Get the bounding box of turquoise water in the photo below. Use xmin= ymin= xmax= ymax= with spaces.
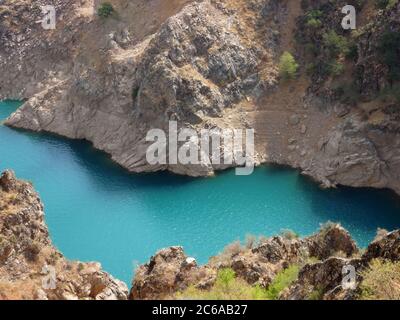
xmin=1 ymin=100 xmax=400 ymax=284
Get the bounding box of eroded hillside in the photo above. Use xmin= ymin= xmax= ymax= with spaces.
xmin=0 ymin=170 xmax=128 ymax=300
xmin=1 ymin=0 xmax=399 ymax=194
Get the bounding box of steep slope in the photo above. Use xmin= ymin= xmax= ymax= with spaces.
xmin=1 ymin=0 xmax=400 ymax=194
xmin=0 ymin=170 xmax=128 ymax=300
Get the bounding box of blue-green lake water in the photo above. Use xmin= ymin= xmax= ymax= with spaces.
xmin=1 ymin=100 xmax=400 ymax=284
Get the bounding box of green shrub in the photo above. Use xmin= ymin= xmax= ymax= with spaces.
xmin=176 ymin=268 xmax=270 ymax=300
xmin=376 ymin=0 xmax=398 ymax=9
xmin=378 ymin=84 xmax=400 ymax=103
xmin=387 ymin=0 xmax=399 ymax=9
xmin=308 ymin=287 xmax=324 ymax=300
xmin=306 ymin=10 xmax=323 ymax=20
xmin=279 ymin=52 xmax=299 ymax=80
xmin=266 ymin=265 xmax=300 ymax=300
xmin=346 ymin=44 xmax=358 ymax=61
xmin=329 ymin=61 xmax=345 ymax=77
xmin=306 ymin=18 xmax=322 ymax=29
xmin=97 ymin=2 xmax=114 ymax=18
xmin=323 ymin=31 xmax=349 ymax=57
xmin=377 ymin=31 xmax=400 ymax=82
xmin=305 ymin=10 xmax=323 ymax=29
xmin=216 ymin=268 xmax=236 ymax=287
xmin=359 ymin=259 xmax=400 ymax=300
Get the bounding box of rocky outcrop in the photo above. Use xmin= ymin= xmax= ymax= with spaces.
xmin=130 ymin=246 xmax=216 ymax=300
xmin=130 ymin=223 xmax=361 ymax=300
xmin=362 ymin=229 xmax=400 ymax=263
xmin=0 ymin=170 xmax=128 ymax=300
xmin=284 ymin=229 xmax=400 ymax=300
xmin=283 ymin=257 xmax=364 ymax=300
xmin=131 ymin=226 xmax=400 ymax=300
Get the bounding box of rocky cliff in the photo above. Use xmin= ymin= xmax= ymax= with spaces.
xmin=131 ymin=224 xmax=400 ymax=300
xmin=0 ymin=170 xmax=128 ymax=300
xmin=1 ymin=0 xmax=399 ymax=193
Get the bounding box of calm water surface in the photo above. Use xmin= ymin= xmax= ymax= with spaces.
xmin=1 ymin=100 xmax=399 ymax=284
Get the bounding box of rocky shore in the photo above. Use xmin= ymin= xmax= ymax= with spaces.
xmin=0 ymin=170 xmax=128 ymax=300
xmin=1 ymin=0 xmax=399 ymax=195
xmin=1 ymin=170 xmax=399 ymax=300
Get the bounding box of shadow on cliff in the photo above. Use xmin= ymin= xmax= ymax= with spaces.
xmin=8 ymin=127 xmax=198 ymax=191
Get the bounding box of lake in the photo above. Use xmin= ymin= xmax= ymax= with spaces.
xmin=1 ymin=100 xmax=399 ymax=284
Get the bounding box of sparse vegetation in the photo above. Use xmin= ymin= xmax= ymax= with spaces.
xmin=323 ymin=31 xmax=350 ymax=58
xmin=97 ymin=2 xmax=114 ymax=18
xmin=329 ymin=61 xmax=345 ymax=77
xmin=280 ymin=229 xmax=299 ymax=240
xmin=176 ymin=265 xmax=300 ymax=300
xmin=308 ymin=286 xmax=324 ymax=300
xmin=245 ymin=234 xmax=257 ymax=249
xmin=359 ymin=259 xmax=400 ymax=300
xmin=209 ymin=240 xmax=245 ymax=266
xmin=377 ymin=30 xmax=400 ymax=82
xmin=346 ymin=43 xmax=358 ymax=61
xmin=378 ymin=84 xmax=400 ymax=103
xmin=265 ymin=265 xmax=300 ymax=300
xmin=176 ymin=268 xmax=270 ymax=300
xmin=376 ymin=0 xmax=398 ymax=10
xmin=333 ymin=82 xmax=360 ymax=106
xmin=279 ymin=52 xmax=299 ymax=80
xmin=305 ymin=10 xmax=323 ymax=29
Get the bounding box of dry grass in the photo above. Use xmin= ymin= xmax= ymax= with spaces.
xmin=0 ymin=279 xmax=38 ymax=300
xmin=359 ymin=259 xmax=400 ymax=300
xmin=0 ymin=191 xmax=19 ymax=215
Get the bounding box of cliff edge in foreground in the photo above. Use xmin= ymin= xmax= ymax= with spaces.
xmin=131 ymin=225 xmax=400 ymax=300
xmin=0 ymin=170 xmax=128 ymax=300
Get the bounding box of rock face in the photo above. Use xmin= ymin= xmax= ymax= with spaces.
xmin=130 ymin=223 xmax=362 ymax=300
xmin=0 ymin=170 xmax=128 ymax=300
xmin=130 ymin=246 xmax=216 ymax=300
xmin=131 ymin=225 xmax=400 ymax=300
xmin=2 ymin=0 xmax=399 ymax=195
xmin=362 ymin=230 xmax=400 ymax=263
